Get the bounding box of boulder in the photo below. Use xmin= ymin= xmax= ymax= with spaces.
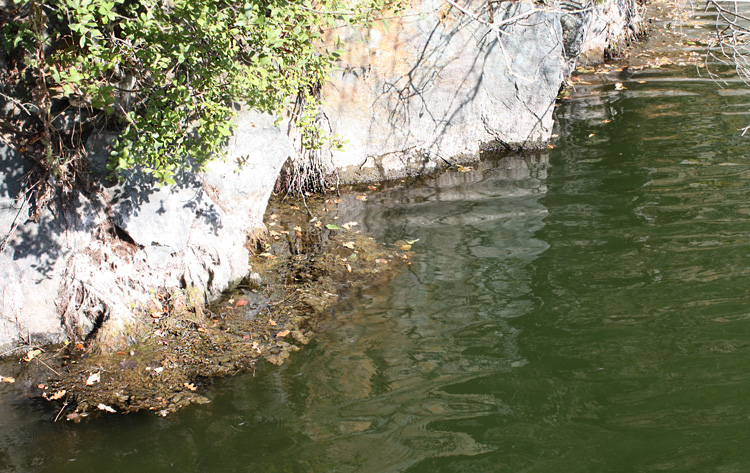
xmin=0 ymin=110 xmax=288 ymax=352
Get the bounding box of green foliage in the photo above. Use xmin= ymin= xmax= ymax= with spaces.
xmin=5 ymin=0 xmax=403 ymax=184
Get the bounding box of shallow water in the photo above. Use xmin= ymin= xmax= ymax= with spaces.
xmin=6 ymin=23 xmax=750 ymax=473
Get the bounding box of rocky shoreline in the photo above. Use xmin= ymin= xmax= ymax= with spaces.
xmin=2 ymin=190 xmax=412 ymax=417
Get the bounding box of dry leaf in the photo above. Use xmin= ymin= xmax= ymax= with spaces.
xmin=614 ymin=82 xmax=626 ymax=90
xmin=342 ymin=241 xmax=356 ymax=249
xmin=196 ymin=327 xmax=207 ymax=333
xmin=0 ymin=376 xmax=15 ymax=384
xmin=268 ymin=319 xmax=277 ymax=326
xmin=601 ymin=119 xmax=611 ymax=123
xmin=276 ymin=330 xmax=291 ymax=338
xmin=293 ymin=226 xmax=302 ymax=232
xmin=24 ymin=349 xmax=42 ymax=362
xmin=356 ymin=195 xmax=368 ymax=201
xmin=342 ymin=221 xmax=358 ymax=230
xmin=345 ymin=263 xmax=352 ymax=273
xmin=588 ymin=133 xmax=596 ymax=138
xmin=235 ymin=299 xmax=249 ymax=307
xmin=376 ymin=258 xmax=388 ymax=264
xmin=259 ymin=252 xmax=275 ymax=259
xmin=97 ymin=403 xmax=117 ymax=413
xmin=44 ymin=389 xmax=66 ymax=401
xmin=86 ymin=372 xmax=101 ymax=386
xmin=399 ymin=244 xmax=412 ymax=251
xmin=457 ymin=165 xmax=472 ymax=173
xmin=184 ymin=383 xmax=197 ymax=391
xmin=367 ymin=185 xmax=377 ymax=191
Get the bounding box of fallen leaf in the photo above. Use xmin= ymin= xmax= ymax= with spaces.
xmin=345 ymin=263 xmax=352 ymax=273
xmin=24 ymin=349 xmax=42 ymax=362
xmin=276 ymin=330 xmax=291 ymax=338
xmin=97 ymin=403 xmax=116 ymax=413
xmin=85 ymin=372 xmax=101 ymax=386
xmin=235 ymin=299 xmax=249 ymax=307
xmin=342 ymin=221 xmax=358 ymax=230
xmin=457 ymin=165 xmax=472 ymax=173
xmin=66 ymin=413 xmax=79 ymax=421
xmin=356 ymin=195 xmax=368 ymax=201
xmin=547 ymin=144 xmax=555 ymax=150
xmin=293 ymin=225 xmax=302 ymax=232
xmin=601 ymin=119 xmax=611 ymax=123
xmin=251 ymin=341 xmax=261 ymax=353
xmin=614 ymin=82 xmax=626 ymax=90
xmin=376 ymin=258 xmax=388 ymax=264
xmin=588 ymin=133 xmax=596 ymax=138
xmin=37 ymin=384 xmax=46 ymax=389
xmin=184 ymin=383 xmax=197 ymax=391
xmin=44 ymin=389 xmax=66 ymax=401
xmin=259 ymin=252 xmax=276 ymax=259
xmin=342 ymin=241 xmax=356 ymax=249
xmin=314 ymin=221 xmax=322 ymax=228
xmin=1 ymin=376 xmax=15 ymax=384
xmin=367 ymin=185 xmax=377 ymax=191
xmin=196 ymin=327 xmax=207 ymax=333
xmin=326 ymin=224 xmax=341 ymax=230
xmin=399 ymin=244 xmax=412 ymax=251
xmin=268 ymin=319 xmax=277 ymax=326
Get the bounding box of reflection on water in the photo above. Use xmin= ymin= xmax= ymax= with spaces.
xmin=7 ymin=50 xmax=750 ymax=473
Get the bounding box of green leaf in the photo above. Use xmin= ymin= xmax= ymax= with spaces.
xmin=325 ymin=224 xmax=341 ymax=230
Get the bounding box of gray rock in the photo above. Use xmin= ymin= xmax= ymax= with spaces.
xmin=0 ymin=110 xmax=289 ymax=352
xmin=319 ymin=0 xmax=643 ymax=183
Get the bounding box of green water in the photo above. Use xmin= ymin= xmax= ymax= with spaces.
xmin=6 ymin=46 xmax=750 ymax=473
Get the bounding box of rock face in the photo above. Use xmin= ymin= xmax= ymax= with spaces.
xmin=320 ymin=0 xmax=644 ymax=182
xmin=0 ymin=110 xmax=288 ymax=352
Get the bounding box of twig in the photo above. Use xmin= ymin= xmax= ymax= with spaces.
xmin=34 ymin=357 xmax=61 ymax=376
xmin=54 ymin=401 xmax=69 ymax=423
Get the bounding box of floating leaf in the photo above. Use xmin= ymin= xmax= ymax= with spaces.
xmin=43 ymin=389 xmax=66 ymax=400
xmin=97 ymin=403 xmax=116 ymax=413
xmin=325 ymin=224 xmax=340 ymax=230
xmin=86 ymin=372 xmax=101 ymax=386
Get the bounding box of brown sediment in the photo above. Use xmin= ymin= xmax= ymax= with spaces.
xmin=17 ymin=191 xmax=410 ymax=419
